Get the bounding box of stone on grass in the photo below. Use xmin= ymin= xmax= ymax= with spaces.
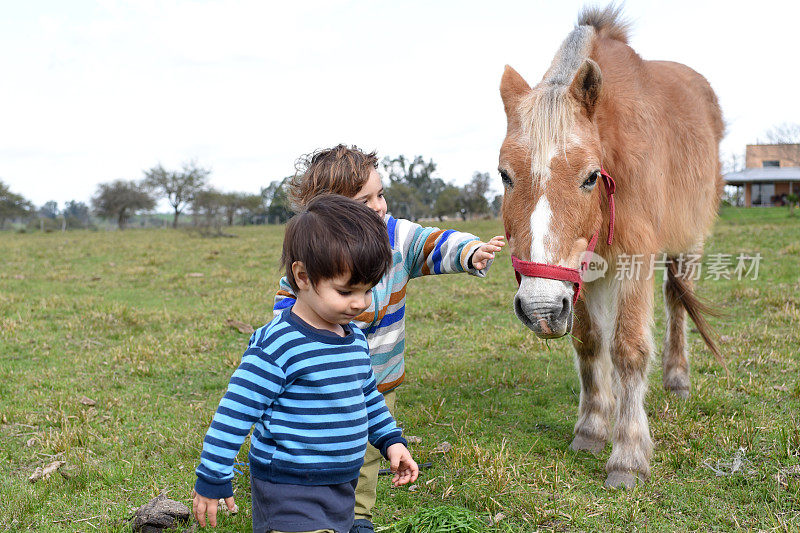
xmin=29 ymin=461 xmax=65 ymax=483
xmin=131 ymin=494 xmax=192 ymax=532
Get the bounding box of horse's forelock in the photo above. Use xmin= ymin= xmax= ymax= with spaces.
xmin=518 ymin=25 xmax=596 ymax=182
xmin=520 ymin=87 xmax=573 ymax=180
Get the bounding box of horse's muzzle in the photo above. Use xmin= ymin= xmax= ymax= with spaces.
xmin=513 ymin=278 xmax=574 ymax=338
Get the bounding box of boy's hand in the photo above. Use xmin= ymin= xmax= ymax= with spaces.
xmin=192 ymin=490 xmax=237 ymax=528
xmin=471 ymin=235 xmax=506 ymax=270
xmin=386 ymin=443 xmax=419 ymax=487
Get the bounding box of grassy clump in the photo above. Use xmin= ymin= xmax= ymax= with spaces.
xmin=385 ymin=505 xmax=488 ymax=533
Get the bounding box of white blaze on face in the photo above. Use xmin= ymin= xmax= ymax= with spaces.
xmin=529 ymin=195 xmax=553 ymax=263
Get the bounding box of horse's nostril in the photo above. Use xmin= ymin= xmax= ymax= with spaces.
xmin=557 ymin=296 xmax=571 ymax=323
xmin=514 ymin=296 xmax=527 ymax=321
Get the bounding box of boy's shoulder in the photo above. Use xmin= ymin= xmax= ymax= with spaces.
xmin=248 ymin=310 xmax=295 ymax=349
xmin=350 ymin=322 xmax=367 ymax=342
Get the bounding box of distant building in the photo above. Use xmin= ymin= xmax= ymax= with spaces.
xmin=724 ymin=144 xmax=800 ymax=206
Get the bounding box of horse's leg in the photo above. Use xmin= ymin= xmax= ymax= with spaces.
xmin=661 ymin=255 xmax=696 ymax=398
xmin=570 ymin=284 xmax=615 ymax=454
xmin=605 ymin=278 xmax=654 ymax=488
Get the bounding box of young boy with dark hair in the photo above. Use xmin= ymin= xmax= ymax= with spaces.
xmin=276 ymin=145 xmax=505 ymax=532
xmin=193 ymin=194 xmax=419 ymax=533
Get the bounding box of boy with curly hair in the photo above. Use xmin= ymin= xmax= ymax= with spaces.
xmin=274 ymin=145 xmax=504 ymax=532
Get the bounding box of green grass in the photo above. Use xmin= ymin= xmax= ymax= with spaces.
xmin=1 ymin=207 xmax=798 ymax=531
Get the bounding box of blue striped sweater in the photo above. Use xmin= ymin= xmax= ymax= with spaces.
xmin=194 ymin=309 xmax=406 ymax=499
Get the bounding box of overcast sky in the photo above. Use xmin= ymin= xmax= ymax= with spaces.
xmin=2 ymin=0 xmax=798 ymax=208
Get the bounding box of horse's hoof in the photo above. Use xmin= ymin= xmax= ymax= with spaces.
xmin=667 ymin=387 xmax=690 ymax=400
xmin=569 ymin=434 xmax=606 ymax=455
xmin=604 ymin=471 xmax=645 ymax=489
xmin=664 ymin=373 xmax=690 ymax=399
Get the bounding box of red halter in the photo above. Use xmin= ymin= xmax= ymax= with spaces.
xmin=506 ymin=168 xmax=616 ymax=305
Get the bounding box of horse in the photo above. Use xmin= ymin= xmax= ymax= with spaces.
xmin=498 ymin=5 xmax=723 ymax=488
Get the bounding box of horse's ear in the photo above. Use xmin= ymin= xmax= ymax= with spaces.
xmin=500 ymin=65 xmax=530 ymax=116
xmin=569 ymin=58 xmax=603 ymax=118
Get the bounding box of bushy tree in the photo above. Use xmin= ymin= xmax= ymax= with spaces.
xmin=144 ymin=161 xmax=210 ymax=228
xmin=384 ymin=182 xmax=425 ymax=221
xmin=91 ymin=180 xmax=155 ymax=230
xmin=261 ymin=178 xmax=293 ymax=224
xmin=491 ymin=194 xmax=503 ymax=216
xmin=239 ymin=193 xmax=265 ymax=225
xmin=0 ymin=181 xmax=33 ymax=228
xmin=382 ymin=155 xmax=445 ymax=219
xmin=63 ymin=200 xmax=91 ymax=229
xmin=459 ymin=172 xmax=491 ymax=218
xmin=39 ymin=201 xmax=59 ymax=219
xmin=433 ymin=184 xmax=462 ymax=220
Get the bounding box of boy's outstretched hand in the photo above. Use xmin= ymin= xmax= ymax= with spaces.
xmin=386 ymin=442 xmax=419 ymax=487
xmin=471 ymin=235 xmax=506 ymax=270
xmin=192 ymin=490 xmax=237 ymax=528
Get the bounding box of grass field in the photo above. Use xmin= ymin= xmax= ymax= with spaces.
xmin=1 ymin=207 xmax=798 ymax=531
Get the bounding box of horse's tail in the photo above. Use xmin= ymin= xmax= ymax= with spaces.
xmin=665 ymin=260 xmax=725 ymax=366
xmin=578 ymin=4 xmax=630 ymax=44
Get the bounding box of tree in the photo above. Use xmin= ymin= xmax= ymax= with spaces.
xmin=63 ymin=200 xmax=91 ymax=229
xmin=764 ymin=122 xmax=800 ymax=144
xmin=383 ymin=181 xmax=424 ymax=221
xmin=218 ymin=192 xmax=265 ymax=226
xmin=753 ymin=122 xmax=800 ymax=167
xmin=721 ymin=151 xmax=744 ymax=175
xmin=91 ymin=180 xmax=155 ymax=230
xmin=39 ymin=201 xmax=59 ymax=219
xmin=491 ymin=194 xmax=503 ymax=216
xmin=144 ymin=161 xmax=210 ymax=228
xmin=0 ymin=181 xmax=33 ymax=229
xmin=220 ymin=192 xmax=246 ymax=226
xmin=459 ymin=172 xmax=492 ymax=218
xmin=239 ymin=193 xmax=264 ymax=225
xmin=433 ymin=184 xmax=461 ymax=220
xmin=191 ymin=188 xmax=226 ymax=235
xmin=381 ymin=155 xmax=446 ymax=219
xmin=261 ymin=178 xmax=293 ymax=224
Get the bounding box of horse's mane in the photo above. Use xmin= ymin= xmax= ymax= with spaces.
xmin=519 ymin=5 xmax=630 ymax=178
xmin=577 ymin=4 xmax=630 ymax=44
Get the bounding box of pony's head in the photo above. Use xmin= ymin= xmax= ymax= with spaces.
xmin=499 ymin=47 xmax=608 ymax=338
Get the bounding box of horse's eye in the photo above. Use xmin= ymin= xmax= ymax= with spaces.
xmin=499 ymin=169 xmax=513 ymax=188
xmin=582 ymin=170 xmax=599 ymax=189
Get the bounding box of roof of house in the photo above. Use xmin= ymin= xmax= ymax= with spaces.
xmin=724 ymin=166 xmax=800 ymax=184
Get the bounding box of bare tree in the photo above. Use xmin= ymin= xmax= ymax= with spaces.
xmin=191 ymin=188 xmax=229 ymax=236
xmin=721 ymin=151 xmax=744 ymax=175
xmin=764 ymin=122 xmax=800 ymax=144
xmin=92 ymin=180 xmax=155 ymax=230
xmin=144 ymin=161 xmax=210 ymax=228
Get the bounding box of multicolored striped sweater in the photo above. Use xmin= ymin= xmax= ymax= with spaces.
xmin=194 ymin=309 xmax=406 ymax=499
xmin=274 ymin=215 xmax=489 ymax=393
